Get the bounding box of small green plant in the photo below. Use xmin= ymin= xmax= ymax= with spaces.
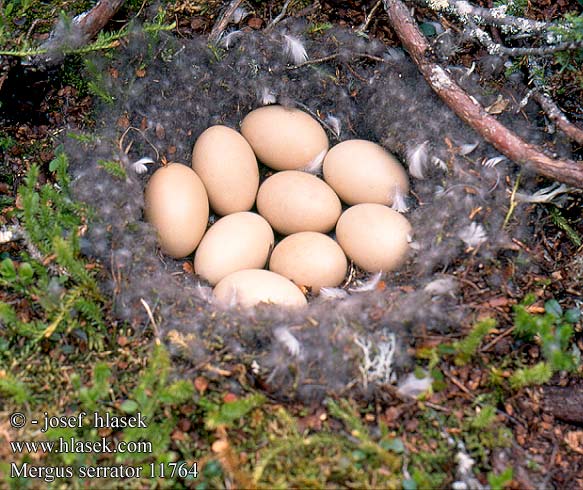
xmin=41 ymin=344 xmax=195 ymax=483
xmin=514 ymin=296 xmax=580 ymax=372
xmin=488 ymin=467 xmax=514 ymax=490
xmin=453 ymin=318 xmax=497 ymax=365
xmin=0 ymin=149 xmax=107 ymax=347
xmin=199 ymin=393 xmax=266 ymax=430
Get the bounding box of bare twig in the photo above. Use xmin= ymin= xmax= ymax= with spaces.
xmin=384 ymin=0 xmax=583 ymax=188
xmin=287 ymin=52 xmax=385 ymax=70
xmin=209 ymin=0 xmax=245 ymax=43
xmin=266 ymin=0 xmax=293 ymax=31
xmin=358 ymin=0 xmax=384 ymax=33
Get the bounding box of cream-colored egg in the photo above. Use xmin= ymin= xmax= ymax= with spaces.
xmin=144 ymin=163 xmax=209 ymax=258
xmin=213 ymin=269 xmax=307 ymax=308
xmin=194 ymin=212 xmax=274 ymax=285
xmin=192 ymin=125 xmax=259 ymax=215
xmin=336 ymin=203 xmax=412 ymax=272
xmin=269 ymin=232 xmax=347 ymax=292
xmin=323 ymin=139 xmax=409 ymax=205
xmin=240 ymin=105 xmax=329 ymax=170
xmin=256 ymin=170 xmax=342 ymax=235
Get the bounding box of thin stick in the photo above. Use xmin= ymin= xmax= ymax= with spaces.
xmin=209 ymin=0 xmax=245 ymax=43
xmin=358 ymin=0 xmax=384 ymax=33
xmin=140 ymin=298 xmax=159 ymax=336
xmin=383 ymin=0 xmax=583 ymax=188
xmin=266 ymin=0 xmax=293 ymax=31
xmin=481 ymin=325 xmax=516 ymax=352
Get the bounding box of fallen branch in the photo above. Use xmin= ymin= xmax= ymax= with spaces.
xmin=532 ymin=91 xmax=583 ymax=146
xmin=384 ymin=0 xmax=583 ymax=188
xmin=467 ymin=22 xmax=583 ymax=56
xmin=36 ymin=0 xmax=125 ymax=66
xmin=526 ymin=59 xmax=583 ymax=146
xmin=416 ymin=0 xmax=549 ymax=34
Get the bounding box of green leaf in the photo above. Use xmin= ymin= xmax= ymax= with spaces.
xmin=380 ymin=438 xmax=405 ymax=454
xmin=0 ymin=302 xmax=18 ymax=325
xmin=0 ymin=258 xmax=17 ymax=281
xmin=18 ymin=262 xmax=34 ymax=282
xmin=544 ymin=299 xmax=562 ymax=318
xmin=564 ymin=308 xmax=581 ymax=324
xmin=403 ymin=479 xmax=418 ymax=490
xmin=488 ymin=467 xmax=513 ymax=490
xmin=120 ymin=400 xmax=139 ymax=413
xmin=419 ymin=23 xmax=437 ymax=36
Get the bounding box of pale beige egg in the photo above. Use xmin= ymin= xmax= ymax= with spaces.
xmin=213 ymin=269 xmax=307 ymax=308
xmin=336 ymin=203 xmax=412 ymax=272
xmin=323 ymin=139 xmax=409 ymax=205
xmin=256 ymin=170 xmax=342 ymax=235
xmin=192 ymin=125 xmax=259 ymax=215
xmin=144 ymin=163 xmax=209 ymax=258
xmin=240 ymin=105 xmax=329 ymax=170
xmin=269 ymin=232 xmax=347 ymax=292
xmin=194 ymin=212 xmax=274 ymax=285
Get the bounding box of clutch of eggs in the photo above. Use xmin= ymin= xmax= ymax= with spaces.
xmin=143 ymin=105 xmax=412 ymax=308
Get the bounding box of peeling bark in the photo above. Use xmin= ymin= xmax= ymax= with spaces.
xmin=384 ymin=0 xmax=583 ymax=188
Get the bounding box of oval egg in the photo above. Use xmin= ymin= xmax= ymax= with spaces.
xmin=213 ymin=269 xmax=307 ymax=308
xmin=336 ymin=203 xmax=412 ymax=272
xmin=323 ymin=139 xmax=409 ymax=206
xmin=194 ymin=212 xmax=274 ymax=285
xmin=240 ymin=105 xmax=329 ymax=171
xmin=144 ymin=163 xmax=209 ymax=258
xmin=269 ymin=232 xmax=347 ymax=292
xmin=192 ymin=125 xmax=259 ymax=215
xmin=256 ymin=170 xmax=342 ymax=235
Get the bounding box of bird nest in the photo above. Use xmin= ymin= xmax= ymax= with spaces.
xmin=66 ymin=22 xmax=547 ymax=400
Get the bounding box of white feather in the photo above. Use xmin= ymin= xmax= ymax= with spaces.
xmin=258 ymin=86 xmax=276 ymax=105
xmin=406 ymin=141 xmax=430 ymax=179
xmin=274 ymin=326 xmax=302 ymax=357
xmin=397 ymin=371 xmax=433 ymax=398
xmin=391 ymin=185 xmax=409 ymax=213
xmin=300 ymin=148 xmax=327 ymax=174
xmin=514 ymin=183 xmax=569 ymax=203
xmin=432 ymin=156 xmax=448 ymax=171
xmin=349 ymin=272 xmax=383 ymax=293
xmin=482 ymin=155 xmax=506 ymax=168
xmin=231 ymin=7 xmax=248 ymax=23
xmin=424 ymin=277 xmax=458 ymax=296
xmin=283 ymin=35 xmax=308 ymax=64
xmin=325 ymin=114 xmax=341 ymax=138
xmin=458 ymin=141 xmax=479 ymax=155
xmin=219 ymin=30 xmax=243 ymax=49
xmin=458 ymin=222 xmax=487 ymax=247
xmin=319 ymin=287 xmax=349 ymax=300
xmin=132 ymin=157 xmax=154 ymax=174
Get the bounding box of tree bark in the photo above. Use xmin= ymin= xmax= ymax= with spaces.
xmin=543 ymin=385 xmax=583 ymax=425
xmin=383 ymin=0 xmax=583 ymax=188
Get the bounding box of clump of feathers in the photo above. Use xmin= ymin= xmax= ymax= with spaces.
xmin=65 ymin=22 xmax=559 ymax=401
